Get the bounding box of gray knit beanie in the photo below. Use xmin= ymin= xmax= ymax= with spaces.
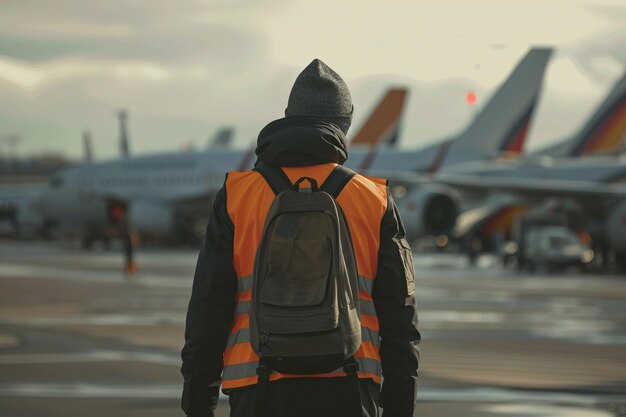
xmin=285 ymin=59 xmax=353 ymax=134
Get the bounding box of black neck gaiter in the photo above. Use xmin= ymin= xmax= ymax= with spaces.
xmin=255 ymin=116 xmax=349 ymax=167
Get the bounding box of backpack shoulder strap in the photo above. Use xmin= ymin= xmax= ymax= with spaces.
xmin=253 ymin=164 xmax=293 ymax=195
xmin=320 ymin=165 xmax=356 ymax=198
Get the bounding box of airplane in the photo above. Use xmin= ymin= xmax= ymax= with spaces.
xmin=348 ymin=48 xmax=553 ymax=174
xmin=0 ymin=186 xmax=46 ymax=237
xmin=438 ymin=165 xmax=626 ymax=270
xmin=36 ymin=88 xmax=412 ymax=244
xmin=0 ymin=132 xmax=95 ymax=238
xmin=361 ymin=47 xmax=553 ymax=237
xmin=531 ymin=73 xmax=626 ymax=158
xmin=36 ymin=47 xmax=552 ymax=245
xmin=435 ymin=72 xmax=626 ymax=266
xmin=448 ymin=70 xmax=626 ymax=195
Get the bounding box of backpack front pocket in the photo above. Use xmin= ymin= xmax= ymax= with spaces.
xmin=263 ymin=236 xmax=331 ymax=307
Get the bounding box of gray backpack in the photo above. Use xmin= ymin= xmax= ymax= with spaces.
xmin=249 ymin=164 xmax=361 ymax=375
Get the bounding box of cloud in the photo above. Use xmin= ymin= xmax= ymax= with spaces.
xmin=0 ymin=0 xmax=274 ymax=65
xmin=0 ymin=56 xmax=176 ymax=92
xmin=0 ymin=0 xmax=624 ymax=159
xmin=567 ymin=30 xmax=626 ymax=83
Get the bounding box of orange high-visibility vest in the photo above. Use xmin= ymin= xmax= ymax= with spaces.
xmin=222 ymin=162 xmax=387 ymax=390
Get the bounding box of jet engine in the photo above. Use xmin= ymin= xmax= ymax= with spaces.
xmin=394 ymin=184 xmax=460 ymax=238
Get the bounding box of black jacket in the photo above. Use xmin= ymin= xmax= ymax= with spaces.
xmin=181 ymin=117 xmax=420 ymax=417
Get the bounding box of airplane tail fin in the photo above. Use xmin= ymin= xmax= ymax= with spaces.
xmin=83 ymin=130 xmax=93 ymax=163
xmin=236 ymin=139 xmax=256 ymax=171
xmin=118 ymin=110 xmax=130 ymax=158
xmin=350 ymin=88 xmax=408 ymax=147
xmin=440 ymin=47 xmax=553 ymax=169
xmin=207 ymin=127 xmax=235 ymax=150
xmin=568 ymin=73 xmax=626 ymax=157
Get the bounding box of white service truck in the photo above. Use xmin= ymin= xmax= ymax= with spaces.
xmin=519 ymin=225 xmax=593 ymax=272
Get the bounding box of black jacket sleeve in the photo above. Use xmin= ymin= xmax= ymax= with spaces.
xmin=181 ymin=185 xmax=237 ymax=417
xmin=372 ymin=190 xmax=421 ymax=417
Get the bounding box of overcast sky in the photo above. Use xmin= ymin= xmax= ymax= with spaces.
xmin=0 ymin=0 xmax=625 ymax=160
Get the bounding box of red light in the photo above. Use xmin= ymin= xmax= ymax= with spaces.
xmin=110 ymin=204 xmax=125 ymax=222
xmin=466 ymin=90 xmax=477 ymax=106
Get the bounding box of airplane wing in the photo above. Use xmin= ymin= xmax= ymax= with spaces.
xmin=437 ymin=173 xmax=626 ymax=201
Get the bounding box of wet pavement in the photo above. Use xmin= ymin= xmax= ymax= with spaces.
xmin=0 ymin=240 xmax=625 ymax=417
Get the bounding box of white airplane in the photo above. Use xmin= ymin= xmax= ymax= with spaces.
xmin=369 ymin=47 xmax=553 ymax=237
xmin=36 ymin=48 xmax=552 ymax=244
xmin=432 ymin=72 xmax=626 ymax=266
xmin=0 ymin=185 xmax=46 ymax=237
xmin=36 ymin=88 xmax=411 ymax=243
xmin=349 ymin=48 xmax=553 ymax=174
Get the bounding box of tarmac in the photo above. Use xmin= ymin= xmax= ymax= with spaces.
xmin=0 ymin=240 xmax=625 ymax=417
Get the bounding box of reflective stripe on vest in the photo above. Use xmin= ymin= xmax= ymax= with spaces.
xmin=222 ymin=163 xmax=388 ymax=390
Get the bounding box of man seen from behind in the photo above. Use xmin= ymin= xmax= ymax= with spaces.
xmin=181 ymin=59 xmax=420 ymax=417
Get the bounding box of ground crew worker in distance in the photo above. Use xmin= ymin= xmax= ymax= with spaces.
xmin=181 ymin=59 xmax=420 ymax=417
